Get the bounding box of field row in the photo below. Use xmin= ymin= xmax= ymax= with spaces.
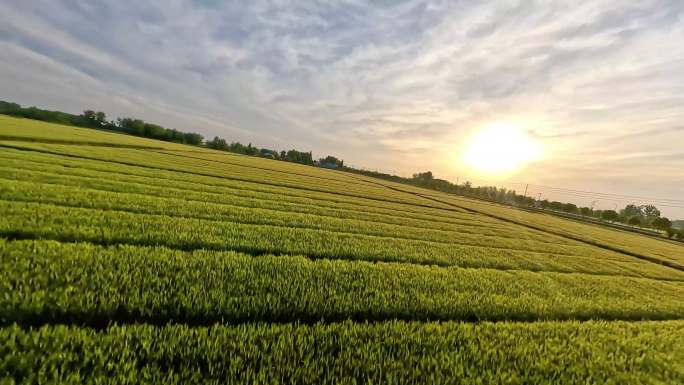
xmin=1 ymin=178 xmax=608 ymax=256
xmin=0 ymin=150 xmax=503 ymax=228
xmin=0 ymin=116 xmax=383 ymax=187
xmin=0 ymin=164 xmax=554 ymax=242
xmin=3 ymin=201 xmax=682 ymax=280
xmin=2 ymin=240 xmax=684 ymax=326
xmin=4 ymin=129 xmax=684 ymax=270
xmin=155 ymin=148 xmax=374 ymax=186
xmin=0 ymin=142 xmax=441 ymax=209
xmin=2 ymin=320 xmax=683 ymax=384
xmin=140 ymin=148 xmax=391 ymax=197
xmin=0 ymin=148 xmax=595 ymax=245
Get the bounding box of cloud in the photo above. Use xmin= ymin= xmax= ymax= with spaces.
xmin=527 ymin=129 xmax=592 ymax=139
xmin=0 ymin=0 xmax=683 ymax=216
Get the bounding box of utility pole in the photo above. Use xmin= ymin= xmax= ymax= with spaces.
xmin=523 ymin=184 xmax=529 ymax=198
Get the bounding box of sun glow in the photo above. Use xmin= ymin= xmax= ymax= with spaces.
xmin=463 ymin=123 xmax=543 ymax=174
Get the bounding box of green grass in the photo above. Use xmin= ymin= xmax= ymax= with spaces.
xmin=0 ymin=151 xmax=494 ymax=226
xmin=0 ymin=141 xmax=441 ymax=208
xmin=2 ymin=115 xmax=684 ymax=383
xmin=3 ymin=240 xmax=684 ymax=325
xmin=0 ymin=163 xmax=512 ymax=234
xmin=3 ymin=321 xmax=684 ymax=384
xmin=0 ymin=179 xmax=605 ymax=254
xmin=6 ymin=201 xmax=682 ymax=279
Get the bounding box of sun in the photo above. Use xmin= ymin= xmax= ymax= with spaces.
xmin=463 ymin=123 xmax=543 ymax=174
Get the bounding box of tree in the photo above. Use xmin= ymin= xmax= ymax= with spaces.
xmin=561 ymin=202 xmax=578 ymax=214
xmin=82 ymin=110 xmax=96 ymax=120
xmin=206 ymin=136 xmax=228 ymax=151
xmin=0 ymin=100 xmax=21 ymax=113
xmin=601 ymin=210 xmax=619 ymax=221
xmin=666 ymin=228 xmax=677 ymax=238
xmin=549 ymin=201 xmax=563 ymax=211
xmin=513 ymin=194 xmax=534 ymax=207
xmin=245 ymin=143 xmax=258 ymax=156
xmin=640 ymin=204 xmax=661 ymax=219
xmin=116 ymin=118 xmax=145 ymax=136
xmin=95 ymin=111 xmax=106 ymax=124
xmin=412 ymin=171 xmax=434 ymax=181
xmin=628 ymin=216 xmax=642 ymax=227
xmin=580 ymin=207 xmax=591 ymax=216
xmin=259 ymin=148 xmax=279 ymax=159
xmin=319 ymin=155 xmax=344 ymax=168
xmin=284 ymin=149 xmax=313 ymax=165
xmin=81 ymin=110 xmax=107 ymax=127
xmin=183 ymin=132 xmax=204 ymax=145
xmin=651 ymin=217 xmax=672 ymax=232
xmin=621 ymin=204 xmax=642 ymax=218
xmin=143 ymin=123 xmax=166 ymax=139
xmin=229 ymin=142 xmax=247 ymax=154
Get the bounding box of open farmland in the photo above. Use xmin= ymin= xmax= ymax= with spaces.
xmin=2 ymin=115 xmax=684 ymax=384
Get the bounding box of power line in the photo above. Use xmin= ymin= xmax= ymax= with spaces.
xmin=525 ymin=184 xmax=684 ymax=203
xmin=449 ymin=177 xmax=684 ymax=209
xmin=507 ymin=186 xmax=684 ymax=209
xmin=519 ymin=186 xmax=684 ymax=207
xmin=522 ymin=190 xmax=684 ymax=209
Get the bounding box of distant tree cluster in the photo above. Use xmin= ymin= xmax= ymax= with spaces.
xmin=113 ymin=116 xmax=203 ymax=145
xmin=542 ymin=201 xmax=683 ymax=239
xmin=81 ymin=111 xmax=204 ymax=145
xmin=206 ymin=137 xmax=260 ymax=155
xmin=284 ymin=150 xmax=314 ymax=165
xmin=319 ymin=155 xmax=344 ymax=169
xmin=204 ymin=137 xmax=322 ymax=166
xmin=0 ymin=101 xmax=81 ymax=126
xmin=204 ymin=136 xmax=316 ymax=166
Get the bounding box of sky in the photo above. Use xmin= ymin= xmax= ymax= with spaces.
xmin=1 ymin=0 xmax=683 ymax=218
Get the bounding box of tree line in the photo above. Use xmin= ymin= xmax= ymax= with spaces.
xmin=205 ymin=136 xmax=322 ymax=165
xmin=2 ymin=100 xmax=681 ymax=241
